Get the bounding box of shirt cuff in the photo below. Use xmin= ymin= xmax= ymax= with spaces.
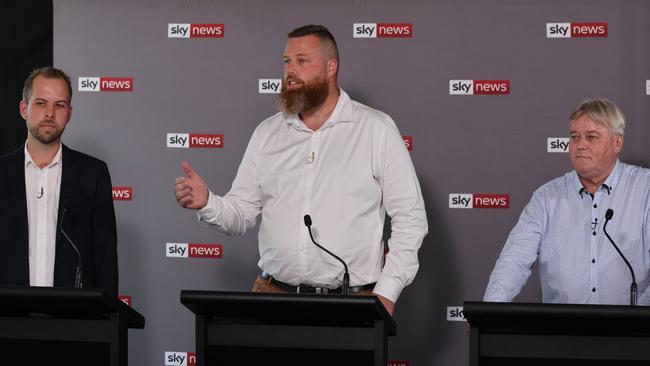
xmin=197 ymin=190 xmax=216 ymax=221
xmin=372 ymin=275 xmax=403 ymax=303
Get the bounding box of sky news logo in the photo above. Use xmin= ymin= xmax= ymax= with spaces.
xmin=546 ymin=22 xmax=608 ymax=38
xmin=447 ymin=306 xmax=466 ymax=322
xmin=118 ymin=295 xmax=132 ymax=306
xmin=449 ymin=193 xmax=510 ymax=209
xmin=168 ymin=23 xmax=224 ymax=38
xmin=78 ymin=77 xmax=133 ymax=92
xmin=353 ymin=23 xmax=413 ymax=38
xmin=403 ymin=136 xmax=413 ymax=151
xmin=388 ymin=361 xmax=410 ymax=366
xmin=165 ymin=352 xmax=196 ymax=366
xmin=259 ymin=78 xmax=281 ymax=94
xmin=112 ymin=186 xmax=133 ymax=201
xmin=547 ymin=137 xmax=569 ymax=153
xmin=166 ymin=243 xmax=223 ymax=259
xmin=449 ymin=80 xmax=510 ymax=95
xmin=167 ymin=133 xmax=224 ymax=148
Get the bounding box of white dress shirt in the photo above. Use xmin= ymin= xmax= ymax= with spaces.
xmin=198 ymin=89 xmax=428 ymax=302
xmin=25 ymin=142 xmax=63 ymax=287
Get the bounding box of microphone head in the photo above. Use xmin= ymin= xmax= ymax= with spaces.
xmin=606 ymin=209 xmax=614 ymax=220
xmin=303 ymin=215 xmax=312 ymax=227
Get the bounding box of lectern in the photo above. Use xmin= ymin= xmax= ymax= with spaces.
xmin=0 ymin=287 xmax=145 ymax=366
xmin=464 ymin=301 xmax=650 ymax=365
xmin=181 ymin=290 xmax=396 ymax=366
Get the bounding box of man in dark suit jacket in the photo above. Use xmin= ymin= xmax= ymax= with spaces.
xmin=0 ymin=67 xmax=118 ymax=296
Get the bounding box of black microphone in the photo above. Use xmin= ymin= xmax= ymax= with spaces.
xmin=603 ymin=209 xmax=637 ymax=306
xmin=60 ymin=202 xmax=83 ymax=288
xmin=303 ymin=215 xmax=350 ymax=295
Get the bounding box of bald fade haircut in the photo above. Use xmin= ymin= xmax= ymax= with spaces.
xmin=288 ymin=24 xmax=339 ymax=62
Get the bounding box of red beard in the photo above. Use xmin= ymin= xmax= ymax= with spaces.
xmin=279 ymin=75 xmax=329 ymax=115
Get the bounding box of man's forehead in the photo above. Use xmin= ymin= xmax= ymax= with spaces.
xmin=284 ymin=35 xmax=321 ymax=54
xmin=569 ymin=124 xmax=609 ymax=136
xmin=31 ymin=76 xmax=70 ymax=101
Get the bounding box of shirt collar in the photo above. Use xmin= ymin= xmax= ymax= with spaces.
xmin=24 ymin=142 xmax=63 ymax=169
xmin=285 ymin=88 xmax=355 ymax=131
xmin=573 ymin=159 xmax=622 ymax=197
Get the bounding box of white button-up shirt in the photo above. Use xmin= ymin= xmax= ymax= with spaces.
xmin=198 ymin=89 xmax=428 ymax=302
xmin=25 ymin=143 xmax=62 ymax=287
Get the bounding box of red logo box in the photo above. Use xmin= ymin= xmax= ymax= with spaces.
xmin=188 ymin=244 xmax=223 ymax=258
xmin=112 ymin=186 xmax=133 ymax=201
xmin=377 ymin=23 xmax=413 ymax=38
xmin=190 ymin=24 xmax=224 ymax=38
xmin=473 ymin=193 xmax=510 ymax=208
xmin=571 ymin=22 xmax=607 ymax=37
xmin=189 ymin=134 xmax=224 ymax=148
xmin=100 ymin=77 xmax=133 ymax=91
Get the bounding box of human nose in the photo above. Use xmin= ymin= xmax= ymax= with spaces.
xmin=44 ymin=104 xmax=55 ymax=119
xmin=573 ymin=137 xmax=587 ymax=150
xmin=284 ymin=62 xmax=296 ymax=76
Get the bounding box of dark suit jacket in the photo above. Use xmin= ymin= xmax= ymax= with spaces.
xmin=0 ymin=144 xmax=118 ymax=296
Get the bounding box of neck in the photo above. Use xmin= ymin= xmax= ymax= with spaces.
xmin=26 ymin=138 xmax=61 ymax=169
xmin=578 ymin=161 xmax=616 ymax=194
xmin=299 ymin=85 xmax=340 ymax=131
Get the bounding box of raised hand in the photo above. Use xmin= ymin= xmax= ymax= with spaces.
xmin=174 ymin=162 xmax=209 ymax=210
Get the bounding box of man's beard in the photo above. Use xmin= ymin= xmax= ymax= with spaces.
xmin=28 ymin=121 xmax=65 ymax=144
xmin=279 ymin=75 xmax=329 ymax=115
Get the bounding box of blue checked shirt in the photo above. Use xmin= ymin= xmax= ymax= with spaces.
xmin=484 ymin=160 xmax=650 ymax=305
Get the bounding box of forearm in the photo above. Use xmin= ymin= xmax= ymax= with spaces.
xmin=198 ymin=190 xmax=259 ymax=236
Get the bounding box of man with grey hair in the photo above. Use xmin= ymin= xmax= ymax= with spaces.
xmin=484 ymin=98 xmax=650 ymax=305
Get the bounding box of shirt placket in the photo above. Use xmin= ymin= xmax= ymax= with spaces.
xmin=589 ymin=190 xmax=605 ymax=304
xmin=36 ymin=168 xmax=49 ymax=285
xmin=298 ymin=131 xmax=322 ymax=281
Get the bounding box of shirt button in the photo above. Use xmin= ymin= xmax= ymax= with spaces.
xmin=592 ymin=231 xmax=596 ymax=236
xmin=592 ymin=258 xmax=596 ymax=264
xmin=593 ymin=204 xmax=597 ymax=208
xmin=592 ymin=287 xmax=596 ymax=292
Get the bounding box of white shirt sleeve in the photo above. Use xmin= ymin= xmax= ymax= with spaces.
xmin=197 ymin=128 xmax=263 ymax=236
xmin=372 ymin=118 xmax=428 ymax=302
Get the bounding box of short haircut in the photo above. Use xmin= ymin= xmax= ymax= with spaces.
xmin=288 ymin=24 xmax=339 ymax=62
xmin=22 ymin=66 xmax=73 ymax=103
xmin=570 ymin=98 xmax=625 ymax=136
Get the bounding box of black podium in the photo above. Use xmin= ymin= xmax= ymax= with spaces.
xmin=181 ymin=290 xmax=396 ymax=366
xmin=464 ymin=301 xmax=650 ymax=365
xmin=0 ymin=286 xmax=145 ymax=366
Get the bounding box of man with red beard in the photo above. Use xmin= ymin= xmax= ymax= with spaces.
xmin=175 ymin=25 xmax=427 ymax=315
xmin=0 ymin=67 xmax=118 ymax=296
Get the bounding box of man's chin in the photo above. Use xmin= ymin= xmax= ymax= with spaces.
xmin=32 ymin=132 xmax=62 ymax=145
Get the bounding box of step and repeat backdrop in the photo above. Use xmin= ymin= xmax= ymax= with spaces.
xmin=53 ymin=0 xmax=650 ymax=365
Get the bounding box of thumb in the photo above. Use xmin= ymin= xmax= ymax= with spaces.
xmin=182 ymin=161 xmax=198 ymax=179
